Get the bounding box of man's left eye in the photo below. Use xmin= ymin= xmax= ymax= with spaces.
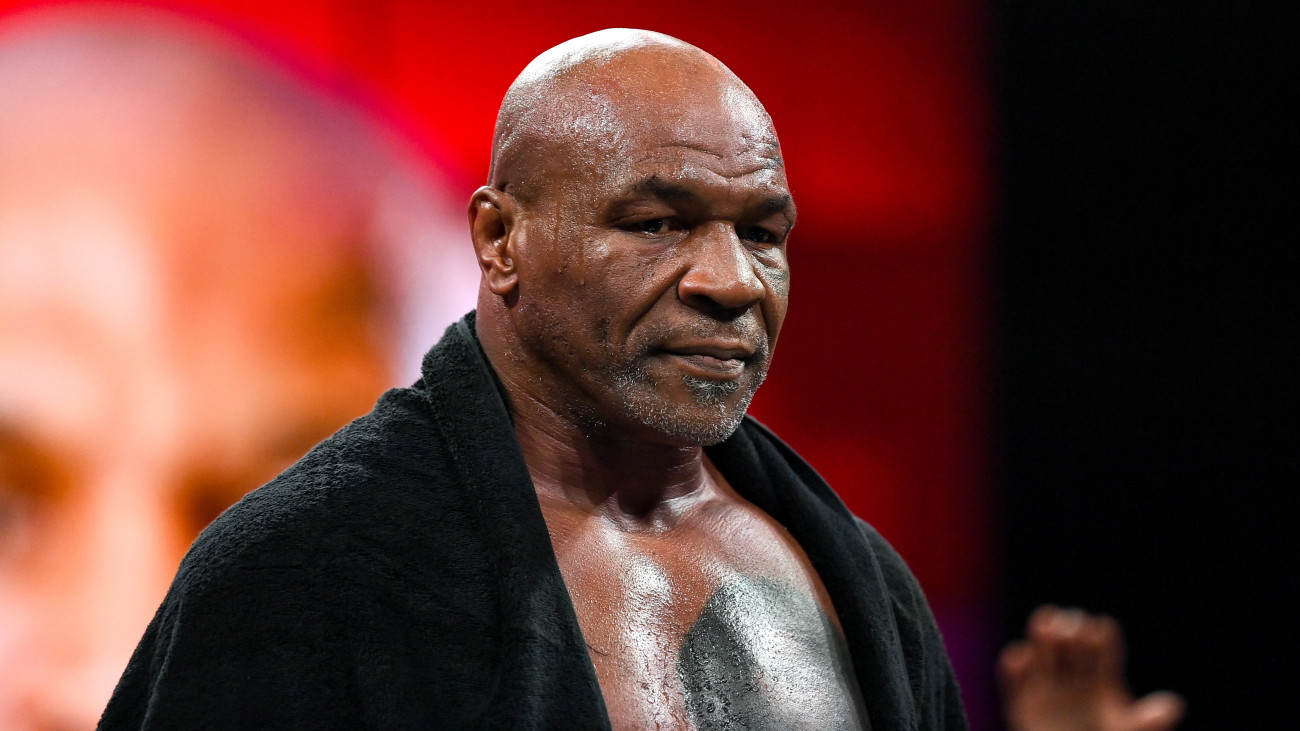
xmin=738 ymin=226 xmax=775 ymax=244
xmin=638 ymin=218 xmax=668 ymax=235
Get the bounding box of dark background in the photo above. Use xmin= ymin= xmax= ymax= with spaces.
xmin=995 ymin=2 xmax=1296 ymax=727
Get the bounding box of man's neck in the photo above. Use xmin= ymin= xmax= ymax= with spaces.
xmin=475 ymin=302 xmax=719 ymax=529
xmin=509 ymin=393 xmax=715 ymax=531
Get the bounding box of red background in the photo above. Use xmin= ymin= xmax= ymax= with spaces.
xmin=1 ymin=0 xmax=994 ymax=722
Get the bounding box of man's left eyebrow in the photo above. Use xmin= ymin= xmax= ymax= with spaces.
xmin=633 ymin=175 xmax=697 ymax=202
xmin=761 ymin=193 xmax=796 ymax=219
xmin=631 ymin=176 xmax=796 ymax=218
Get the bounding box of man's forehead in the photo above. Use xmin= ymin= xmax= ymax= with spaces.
xmin=492 ymin=31 xmax=784 ymax=188
xmin=553 ymin=76 xmax=783 ymax=182
xmin=567 ymin=53 xmax=774 ymax=136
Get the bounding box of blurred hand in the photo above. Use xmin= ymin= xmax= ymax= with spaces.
xmin=1000 ymin=605 xmax=1185 ymax=731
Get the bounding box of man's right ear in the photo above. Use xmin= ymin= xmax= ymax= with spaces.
xmin=468 ymin=186 xmax=519 ymax=296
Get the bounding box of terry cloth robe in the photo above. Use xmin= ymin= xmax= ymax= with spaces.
xmin=100 ymin=312 xmax=968 ymax=730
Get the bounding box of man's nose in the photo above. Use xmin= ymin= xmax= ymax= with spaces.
xmin=676 ymin=222 xmax=766 ymax=312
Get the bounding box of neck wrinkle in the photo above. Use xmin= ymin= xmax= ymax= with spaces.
xmin=476 ymin=300 xmax=714 ymax=529
xmin=509 ymin=388 xmax=712 ymax=530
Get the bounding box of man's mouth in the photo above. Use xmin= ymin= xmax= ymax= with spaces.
xmin=658 ymin=343 xmax=757 ymax=379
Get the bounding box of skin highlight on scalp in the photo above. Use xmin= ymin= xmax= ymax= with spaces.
xmin=488 ymin=29 xmax=776 ymax=203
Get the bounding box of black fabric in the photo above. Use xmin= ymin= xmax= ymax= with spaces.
xmin=100 ymin=312 xmax=966 ymax=730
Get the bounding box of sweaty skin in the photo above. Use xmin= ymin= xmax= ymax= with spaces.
xmin=471 ymin=30 xmax=865 ymax=729
xmin=678 ymin=573 xmax=864 ymax=730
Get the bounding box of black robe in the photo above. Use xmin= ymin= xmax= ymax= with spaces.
xmin=100 ymin=313 xmax=967 ymax=730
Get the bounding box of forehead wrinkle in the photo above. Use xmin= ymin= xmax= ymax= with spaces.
xmin=642 ymin=141 xmax=783 ymax=171
xmin=625 ymin=159 xmax=789 ymax=197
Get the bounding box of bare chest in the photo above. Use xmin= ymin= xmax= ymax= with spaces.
xmin=541 ymin=501 xmax=869 ymax=730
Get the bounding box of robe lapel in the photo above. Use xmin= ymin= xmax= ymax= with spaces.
xmin=418 ymin=314 xmax=612 ymax=729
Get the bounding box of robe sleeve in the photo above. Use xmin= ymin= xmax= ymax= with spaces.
xmin=98 ymin=552 xmax=363 ymax=730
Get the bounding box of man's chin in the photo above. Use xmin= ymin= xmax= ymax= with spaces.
xmin=604 ymin=359 xmax=765 ymax=445
xmin=623 ymin=386 xmax=755 ymax=446
xmin=636 ymin=410 xmax=747 ymax=447
xmin=682 ymin=374 xmax=743 ymax=405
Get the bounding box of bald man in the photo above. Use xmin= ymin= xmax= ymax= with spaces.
xmin=101 ymin=30 xmax=964 ymax=729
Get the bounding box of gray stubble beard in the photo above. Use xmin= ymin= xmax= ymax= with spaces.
xmin=609 ymin=357 xmax=767 ymax=446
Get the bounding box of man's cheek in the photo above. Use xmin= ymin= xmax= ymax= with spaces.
xmin=764 ymin=265 xmax=790 ymax=299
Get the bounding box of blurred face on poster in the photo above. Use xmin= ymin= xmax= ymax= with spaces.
xmin=0 ymin=9 xmax=468 ymax=727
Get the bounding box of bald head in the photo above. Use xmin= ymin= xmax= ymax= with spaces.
xmin=470 ymin=29 xmax=793 ymax=447
xmin=488 ymin=29 xmax=780 ymax=202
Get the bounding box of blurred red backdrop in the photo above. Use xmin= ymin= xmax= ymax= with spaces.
xmin=0 ymin=0 xmax=994 ymax=723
